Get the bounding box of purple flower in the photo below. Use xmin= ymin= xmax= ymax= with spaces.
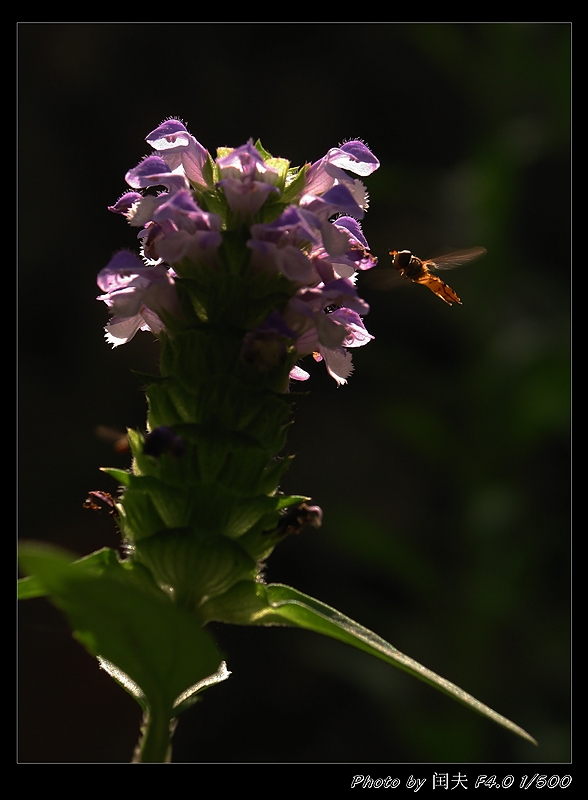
xmin=283 ymin=279 xmax=372 ymax=385
xmin=311 ymin=348 xmax=355 ymax=385
xmin=323 ymin=140 xmax=380 ymax=176
xmin=298 ymin=187 xmax=371 ymax=284
xmin=303 ymin=307 xmax=373 ymax=386
xmin=247 ymin=205 xmax=376 ymax=287
xmin=152 ymin=189 xmax=221 ymax=234
xmin=110 ymin=187 xmax=222 ymax=266
xmin=108 ymin=192 xmax=143 ymax=216
xmin=146 ymin=189 xmax=223 ymax=264
xmin=216 ymin=141 xmax=280 ymax=217
xmin=249 ymin=206 xmax=320 ymax=248
xmin=305 ymin=216 xmax=377 ymax=284
xmin=285 ymin=279 xmax=369 ymax=346
xmin=247 ymin=207 xmax=321 ymax=285
xmin=305 ymin=140 xmax=380 ymax=197
xmin=332 ymin=217 xmax=374 ymax=262
xmin=329 ymin=306 xmax=374 ymax=348
xmin=248 ymin=239 xmax=319 ymax=286
xmin=146 ymin=119 xmax=210 ymax=187
xmin=325 ymin=216 xmax=378 ymax=277
xmin=301 ymin=184 xmax=367 ymax=223
xmin=97 ymin=251 xmax=180 ymax=346
xmin=125 ymin=155 xmax=188 ymax=194
xmin=102 ymin=123 xmax=379 ymax=383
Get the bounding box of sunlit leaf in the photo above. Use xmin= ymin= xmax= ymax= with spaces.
xmin=200 ymin=580 xmax=537 ymax=745
xmin=268 ymin=584 xmax=537 ymax=745
xmin=18 ymin=542 xmax=223 ymax=718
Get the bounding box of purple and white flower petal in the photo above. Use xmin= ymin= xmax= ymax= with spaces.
xmin=311 ymin=252 xmax=342 ymax=284
xmin=319 ymin=278 xmax=370 ymax=316
xmin=281 ymin=278 xmax=372 ymax=384
xmin=101 ymin=314 xmax=152 ymax=346
xmin=248 ymin=239 xmax=320 ymax=286
xmin=154 ymin=228 xmax=223 ymax=265
xmin=315 ymin=308 xmax=373 ymax=385
xmin=147 ymin=189 xmax=223 ymax=263
xmin=146 ymin=119 xmax=210 ymax=187
xmin=108 ymin=191 xmax=172 ymax=231
xmin=216 ymin=142 xmax=281 ymax=217
xmin=300 ymin=184 xmax=366 ymax=222
xmin=305 ymin=140 xmax=380 ymax=196
xmin=125 ymin=155 xmax=188 ymax=194
xmin=137 ymin=219 xmax=178 ymax=263
xmin=333 ymin=216 xmax=368 ymax=247
xmin=108 ymin=192 xmax=143 ymax=216
xmin=249 ymin=206 xmax=320 ymax=249
xmin=282 ymin=293 xmax=333 ymax=355
xmin=247 ymin=207 xmax=322 ymax=285
xmin=289 ymin=364 xmax=311 ymax=382
xmin=151 ymin=189 xmax=222 ymax=233
xmin=306 ymin=216 xmax=377 ymax=281
xmin=289 ymin=347 xmax=353 ymax=386
xmin=97 ymin=250 xmax=180 ymax=346
xmin=283 ymin=279 xmax=368 ymax=351
xmin=217 ymin=141 xmax=279 ymax=185
xmin=319 ymin=219 xmax=353 ymax=257
xmin=219 ymin=178 xmax=278 ymax=217
xmin=126 ymin=195 xmax=172 ymax=228
xmin=329 ymin=307 xmax=374 ymax=348
xmin=322 ymin=141 xmax=380 ymax=177
xmin=331 ymin=216 xmax=378 ymax=272
xmin=314 ymin=346 xmax=355 ymax=386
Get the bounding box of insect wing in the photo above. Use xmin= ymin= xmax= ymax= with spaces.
xmin=424 ymin=247 xmax=487 ymax=271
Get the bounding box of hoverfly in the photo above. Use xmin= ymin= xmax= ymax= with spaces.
xmin=383 ymin=247 xmax=487 ymax=305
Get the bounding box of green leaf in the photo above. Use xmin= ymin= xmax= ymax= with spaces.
xmin=172 ymin=660 xmax=231 ymax=716
xmin=100 ymin=467 xmax=132 ymax=487
xmin=18 ymin=547 xmax=119 ymax=600
xmin=97 ymin=657 xmax=231 ymax=717
xmin=18 ymin=542 xmax=223 ymax=719
xmin=253 ymin=139 xmax=274 ymax=161
xmin=266 ymin=584 xmax=537 ymax=743
xmin=281 ymin=163 xmax=309 ymax=205
xmin=200 ymin=581 xmax=537 ymax=745
xmin=135 ymin=528 xmax=257 ymax=609
xmin=18 ymin=573 xmax=48 ymax=600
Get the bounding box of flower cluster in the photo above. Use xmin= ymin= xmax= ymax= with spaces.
xmin=98 ymin=120 xmax=379 ymax=385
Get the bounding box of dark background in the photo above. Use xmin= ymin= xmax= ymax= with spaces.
xmin=18 ymin=23 xmax=570 ymax=764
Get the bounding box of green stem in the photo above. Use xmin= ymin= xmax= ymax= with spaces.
xmin=133 ymin=705 xmax=175 ymax=763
